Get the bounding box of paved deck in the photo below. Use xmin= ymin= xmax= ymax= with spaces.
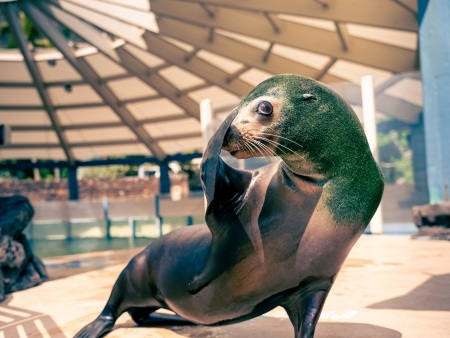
xmin=1 ymin=235 xmax=449 ymax=338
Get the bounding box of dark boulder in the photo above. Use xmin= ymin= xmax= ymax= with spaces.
xmin=0 ymin=195 xmax=48 ymax=302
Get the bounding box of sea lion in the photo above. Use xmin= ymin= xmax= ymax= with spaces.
xmin=74 ymin=74 xmax=383 ymax=338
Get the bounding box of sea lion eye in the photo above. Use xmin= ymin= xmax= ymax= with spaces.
xmin=302 ymin=94 xmax=317 ymax=101
xmin=256 ymin=101 xmax=273 ymax=116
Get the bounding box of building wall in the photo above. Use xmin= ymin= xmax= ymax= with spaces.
xmin=0 ymin=175 xmax=188 ymax=203
xmin=419 ymin=0 xmax=450 ymax=202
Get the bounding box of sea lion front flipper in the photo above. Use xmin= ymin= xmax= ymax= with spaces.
xmin=281 ymin=279 xmax=331 ymax=338
xmin=189 ymin=110 xmax=250 ymax=294
xmin=282 ymin=290 xmax=329 ymax=338
xmin=201 ymin=109 xmax=239 ymax=208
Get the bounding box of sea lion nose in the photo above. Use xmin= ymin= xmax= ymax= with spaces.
xmin=223 ymin=124 xmax=241 ymax=148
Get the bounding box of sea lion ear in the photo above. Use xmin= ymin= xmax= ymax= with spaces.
xmin=302 ymin=93 xmax=317 ymax=101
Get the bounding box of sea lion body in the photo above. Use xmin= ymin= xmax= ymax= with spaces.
xmin=75 ymin=75 xmax=383 ymax=338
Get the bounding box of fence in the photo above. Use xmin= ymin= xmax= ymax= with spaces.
xmin=28 ymin=195 xmax=205 ymax=241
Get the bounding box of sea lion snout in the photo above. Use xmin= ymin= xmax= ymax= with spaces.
xmin=222 ymin=124 xmax=242 ymax=155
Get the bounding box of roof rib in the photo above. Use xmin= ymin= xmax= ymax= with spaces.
xmin=157 ymin=18 xmax=344 ymax=83
xmin=40 ymin=0 xmax=200 ymax=120
xmin=152 ymin=1 xmax=416 ymax=73
xmin=21 ymin=2 xmax=167 ymax=160
xmin=142 ymin=33 xmax=253 ymax=96
xmin=2 ymin=3 xmax=74 ymax=163
xmin=11 ymin=115 xmax=193 ymax=132
xmin=169 ymin=0 xmax=418 ymax=31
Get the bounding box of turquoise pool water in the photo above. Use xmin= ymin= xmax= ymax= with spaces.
xmin=30 ymin=238 xmax=154 ymax=258
xmin=28 ymin=221 xmax=415 ymax=258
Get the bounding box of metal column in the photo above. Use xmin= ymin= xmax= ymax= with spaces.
xmin=361 ymin=75 xmax=383 ymax=234
xmin=68 ymin=166 xmax=79 ymax=201
xmin=159 ymin=161 xmax=171 ymax=195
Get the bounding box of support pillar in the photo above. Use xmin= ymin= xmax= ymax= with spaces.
xmin=200 ymin=98 xmax=215 ymax=152
xmin=159 ymin=161 xmax=171 ymax=195
xmin=68 ymin=166 xmax=79 ymax=201
xmin=361 ymin=75 xmax=383 ymax=234
xmin=419 ymin=0 xmax=450 ymax=203
xmin=32 ymin=159 xmax=41 ymax=182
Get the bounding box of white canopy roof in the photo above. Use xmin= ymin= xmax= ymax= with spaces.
xmin=0 ymin=0 xmax=418 ymax=162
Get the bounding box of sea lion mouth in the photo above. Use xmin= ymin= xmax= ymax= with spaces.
xmin=222 ymin=125 xmax=241 ymax=151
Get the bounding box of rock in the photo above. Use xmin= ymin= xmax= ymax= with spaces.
xmin=0 ymin=235 xmax=26 ymax=268
xmin=0 ymin=195 xmax=34 ymax=236
xmin=412 ymin=201 xmax=450 ymax=228
xmin=0 ymin=195 xmax=47 ymax=302
xmin=411 ymin=226 xmax=450 ymax=241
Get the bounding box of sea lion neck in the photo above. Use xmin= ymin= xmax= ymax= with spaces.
xmin=279 ymin=154 xmax=328 ymax=184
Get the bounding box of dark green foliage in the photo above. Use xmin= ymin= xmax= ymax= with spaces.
xmin=0 ymin=12 xmax=53 ymax=48
xmin=378 ymin=127 xmax=413 ymax=185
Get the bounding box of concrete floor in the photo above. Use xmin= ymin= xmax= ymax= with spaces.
xmin=1 ymin=235 xmax=449 ymax=338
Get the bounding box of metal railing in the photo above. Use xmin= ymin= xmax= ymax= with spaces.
xmin=28 ymin=195 xmax=205 ymax=241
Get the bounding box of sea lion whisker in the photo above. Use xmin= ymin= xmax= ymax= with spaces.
xmin=251 ymin=141 xmax=271 ymax=162
xmin=243 ymin=135 xmax=268 ymax=158
xmin=243 ymin=139 xmax=258 ymax=157
xmin=248 ymin=139 xmax=270 ymax=160
xmin=251 ymin=140 xmax=271 ymax=157
xmin=237 ymin=139 xmax=246 ymax=153
xmin=254 ymin=135 xmax=304 ymax=158
xmin=241 ymin=139 xmax=256 ymax=157
xmin=252 ymin=135 xmax=293 ymax=157
xmin=245 ymin=140 xmax=260 ymax=158
xmin=258 ymin=132 xmax=304 ymax=149
xmin=250 ymin=139 xmax=274 ymax=158
xmin=251 ymin=135 xmax=283 ymax=152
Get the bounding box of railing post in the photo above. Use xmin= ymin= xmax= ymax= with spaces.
xmin=187 ymin=216 xmax=193 ymax=226
xmin=65 ymin=221 xmax=72 ymax=240
xmin=154 ymin=195 xmax=163 ymax=237
xmin=129 ymin=216 xmax=136 ymax=246
xmin=103 ymin=197 xmax=111 ymax=240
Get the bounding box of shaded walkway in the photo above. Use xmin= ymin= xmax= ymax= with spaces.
xmin=1 ymin=235 xmax=449 ymax=337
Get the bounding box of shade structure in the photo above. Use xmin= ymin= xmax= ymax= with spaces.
xmin=0 ymin=0 xmax=418 ymax=163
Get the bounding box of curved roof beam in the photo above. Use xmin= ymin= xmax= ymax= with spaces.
xmin=114 ymin=46 xmax=200 ymax=119
xmin=11 ymin=114 xmax=194 ymax=132
xmin=51 ymin=0 xmax=344 ymax=82
xmin=2 ymin=2 xmax=74 ymax=164
xmin=21 ymin=2 xmax=167 ymax=160
xmin=37 ymin=1 xmax=120 ymax=62
xmin=42 ymin=0 xmax=200 ymax=120
xmin=0 ymin=73 xmax=128 ymax=88
xmin=5 ymin=132 xmax=202 ymax=150
xmin=0 ymin=93 xmax=162 ymax=111
xmin=156 ymin=18 xmax=344 ymax=83
xmin=170 ymin=0 xmax=418 ymax=31
xmin=142 ymin=33 xmax=253 ymax=96
xmin=152 ymin=1 xmax=416 ymax=73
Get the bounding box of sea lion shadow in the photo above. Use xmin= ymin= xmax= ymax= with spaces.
xmin=118 ymin=315 xmax=401 ymax=338
xmin=368 ymin=273 xmax=450 ymax=311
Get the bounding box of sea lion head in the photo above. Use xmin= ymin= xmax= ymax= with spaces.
xmin=222 ymin=74 xmax=369 ymax=178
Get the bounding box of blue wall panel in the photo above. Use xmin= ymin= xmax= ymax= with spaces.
xmin=419 ymin=0 xmax=450 ymax=202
